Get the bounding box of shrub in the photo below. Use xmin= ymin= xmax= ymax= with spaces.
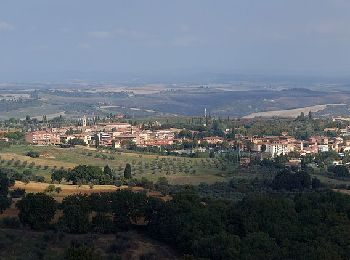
xmin=0 ymin=217 xmax=21 ymax=229
xmin=10 ymin=188 xmax=26 ymax=198
xmin=26 ymin=151 xmax=40 ymax=158
xmin=44 ymin=184 xmax=56 ymax=193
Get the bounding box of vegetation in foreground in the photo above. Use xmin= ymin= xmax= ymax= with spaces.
xmin=1 ymin=166 xmax=350 ymax=260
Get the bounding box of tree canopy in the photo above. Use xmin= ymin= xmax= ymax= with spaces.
xmin=16 ymin=193 xmax=57 ymax=230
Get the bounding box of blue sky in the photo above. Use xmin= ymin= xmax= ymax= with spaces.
xmin=0 ymin=0 xmax=350 ymax=81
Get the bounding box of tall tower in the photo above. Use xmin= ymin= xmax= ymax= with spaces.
xmin=82 ymin=115 xmax=87 ymax=127
xmin=204 ymin=108 xmax=207 ymax=126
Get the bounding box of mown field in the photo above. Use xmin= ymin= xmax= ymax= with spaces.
xmin=0 ymin=145 xmax=249 ymax=185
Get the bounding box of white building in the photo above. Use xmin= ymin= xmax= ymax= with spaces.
xmin=266 ymin=143 xmax=290 ymax=157
xmin=317 ymin=144 xmax=329 ymax=153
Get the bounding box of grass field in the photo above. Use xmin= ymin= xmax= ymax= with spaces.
xmin=0 ymin=144 xmax=236 ymax=185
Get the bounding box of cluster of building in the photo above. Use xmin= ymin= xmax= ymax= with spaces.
xmin=249 ymin=132 xmax=348 ymax=158
xmin=23 ymin=115 xmax=350 ymax=160
xmin=25 ymin=119 xmax=179 ymax=148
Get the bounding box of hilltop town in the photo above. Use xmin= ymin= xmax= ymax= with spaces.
xmin=19 ymin=113 xmax=350 ymax=166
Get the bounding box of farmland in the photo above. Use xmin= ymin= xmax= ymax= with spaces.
xmin=3 ymin=86 xmax=350 ymax=120
xmin=0 ymin=144 xmax=245 ymax=185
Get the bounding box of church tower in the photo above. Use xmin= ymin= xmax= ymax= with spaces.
xmin=82 ymin=115 xmax=87 ymax=127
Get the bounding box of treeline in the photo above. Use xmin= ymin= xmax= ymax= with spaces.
xmin=9 ymin=189 xmax=350 ymax=260
xmin=157 ymin=116 xmax=342 ymax=141
xmin=0 ymin=167 xmax=44 ymax=184
xmin=2 ymin=165 xmax=350 ymax=259
xmin=51 ymin=164 xmax=131 ymax=185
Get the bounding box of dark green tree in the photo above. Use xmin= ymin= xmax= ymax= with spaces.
xmin=110 ymin=190 xmax=148 ymax=230
xmin=329 ymin=165 xmax=350 ymax=177
xmin=103 ymin=165 xmax=112 ymax=176
xmin=0 ymin=172 xmax=13 ymax=213
xmin=66 ymin=165 xmax=103 ymax=184
xmin=51 ymin=169 xmax=67 ymax=183
xmin=124 ymin=163 xmax=132 ymax=179
xmin=61 ymin=194 xmax=91 ymax=233
xmin=64 ymin=241 xmax=102 ymax=260
xmin=16 ymin=193 xmax=57 ymax=230
xmin=0 ymin=195 xmax=11 ymax=213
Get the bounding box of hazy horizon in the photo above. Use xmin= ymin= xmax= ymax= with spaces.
xmin=1 ymin=0 xmax=350 ymax=81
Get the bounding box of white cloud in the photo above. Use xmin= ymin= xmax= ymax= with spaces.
xmin=304 ymin=21 xmax=350 ymax=39
xmin=173 ymin=36 xmax=196 ymax=47
xmin=0 ymin=21 xmax=14 ymax=31
xmin=88 ymin=28 xmax=154 ymax=41
xmin=88 ymin=30 xmax=113 ymax=39
xmin=88 ymin=27 xmax=199 ymax=47
xmin=78 ymin=43 xmax=91 ymax=49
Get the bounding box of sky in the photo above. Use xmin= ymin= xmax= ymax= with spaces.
xmin=0 ymin=0 xmax=350 ymax=81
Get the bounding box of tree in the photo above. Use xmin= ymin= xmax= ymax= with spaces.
xmin=68 ymin=138 xmax=86 ymax=146
xmin=110 ymin=190 xmax=148 ymax=230
xmin=94 ymin=134 xmax=100 ymax=148
xmin=308 ymin=111 xmax=313 ymax=120
xmin=0 ymin=172 xmax=11 ymax=195
xmin=272 ymin=170 xmax=311 ymax=191
xmin=91 ymin=213 xmax=114 ymax=233
xmin=311 ymin=177 xmax=322 ymax=190
xmin=0 ymin=195 xmax=11 ymax=213
xmin=241 ymin=232 xmax=280 ymax=260
xmin=64 ymin=241 xmax=102 ymax=260
xmin=26 ymin=151 xmax=40 ymax=158
xmin=16 ymin=193 xmax=57 ymax=230
xmin=66 ymin=165 xmax=103 ymax=185
xmin=61 ymin=194 xmax=91 ymax=233
xmin=44 ymin=184 xmax=56 ymax=193
xmin=51 ymin=169 xmax=67 ymax=183
xmin=124 ymin=163 xmax=132 ymax=179
xmin=299 ymin=112 xmax=305 ymax=120
xmin=329 ymin=165 xmax=350 ymax=178
xmin=10 ymin=188 xmax=26 ymax=198
xmin=103 ymin=165 xmax=112 ymax=176
xmin=0 ymin=172 xmax=12 ymax=213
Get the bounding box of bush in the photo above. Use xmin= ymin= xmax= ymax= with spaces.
xmin=26 ymin=151 xmax=40 ymax=158
xmin=64 ymin=241 xmax=102 ymax=260
xmin=140 ymin=253 xmax=158 ymax=260
xmin=10 ymin=188 xmax=26 ymax=198
xmin=91 ymin=213 xmax=114 ymax=233
xmin=44 ymin=184 xmax=56 ymax=193
xmin=23 ymin=169 xmax=33 ymax=176
xmin=328 ymin=165 xmax=350 ymax=178
xmin=33 ymin=176 xmax=45 ymax=183
xmin=0 ymin=217 xmax=21 ymax=229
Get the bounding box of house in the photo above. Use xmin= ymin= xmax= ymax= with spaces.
xmin=265 ymin=142 xmax=290 ymax=157
xmin=25 ymin=131 xmax=61 ymax=145
xmin=202 ymin=136 xmax=224 ymax=145
xmin=61 ymin=134 xmax=91 ymax=145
